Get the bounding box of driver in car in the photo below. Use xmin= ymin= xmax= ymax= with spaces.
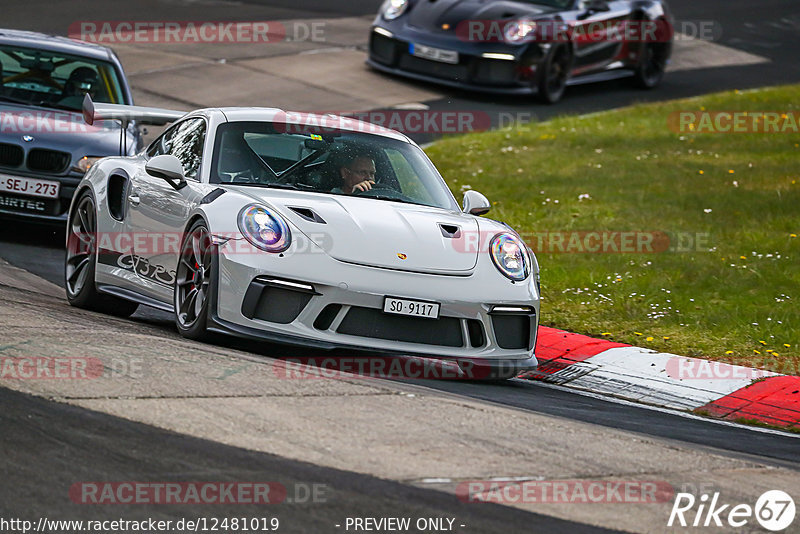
xmin=335 ymin=154 xmax=376 ymax=194
xmin=58 ymin=66 xmax=99 ymax=109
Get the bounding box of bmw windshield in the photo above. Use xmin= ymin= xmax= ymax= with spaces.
xmin=210 ymin=121 xmax=460 ymax=211
xmin=0 ymin=44 xmax=127 ymax=112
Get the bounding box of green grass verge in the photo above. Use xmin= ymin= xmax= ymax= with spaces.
xmin=426 ymin=85 xmax=800 ymax=374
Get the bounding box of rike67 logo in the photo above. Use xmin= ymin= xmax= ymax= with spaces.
xmin=668 ymin=490 xmax=795 ymax=531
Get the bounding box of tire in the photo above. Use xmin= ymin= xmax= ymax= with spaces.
xmin=632 ymin=28 xmax=669 ymax=89
xmin=65 ymin=191 xmax=139 ymax=317
xmin=537 ymin=44 xmax=572 ymax=104
xmin=174 ymin=219 xmax=214 ymax=341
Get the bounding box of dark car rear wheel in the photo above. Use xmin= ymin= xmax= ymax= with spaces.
xmin=65 ymin=191 xmax=139 ymax=317
xmin=537 ymin=44 xmax=572 ymax=104
xmin=174 ymin=220 xmax=214 ymax=341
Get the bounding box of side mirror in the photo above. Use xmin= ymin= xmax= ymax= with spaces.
xmin=146 ymin=154 xmax=187 ymax=190
xmin=463 ymin=190 xmax=491 ymax=216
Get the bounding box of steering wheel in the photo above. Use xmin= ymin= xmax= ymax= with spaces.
xmin=352 ymin=183 xmax=415 ymax=203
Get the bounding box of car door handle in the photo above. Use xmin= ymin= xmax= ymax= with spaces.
xmin=128 ymin=195 xmax=140 ymax=206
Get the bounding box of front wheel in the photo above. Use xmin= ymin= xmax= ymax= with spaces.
xmin=537 ymin=45 xmax=572 ymax=104
xmin=632 ymin=40 xmax=669 ymax=89
xmin=174 ymin=220 xmax=214 ymax=341
xmin=65 ymin=191 xmax=139 ymax=317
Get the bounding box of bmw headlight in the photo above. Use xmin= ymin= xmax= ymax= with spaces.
xmin=238 ymin=205 xmax=291 ymax=253
xmin=382 ymin=0 xmax=409 ymax=20
xmin=504 ymin=19 xmax=536 ymax=44
xmin=72 ymin=156 xmax=102 ymax=174
xmin=490 ymin=233 xmax=529 ymax=281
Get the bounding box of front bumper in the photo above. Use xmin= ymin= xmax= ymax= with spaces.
xmin=209 ymin=239 xmax=540 ymax=373
xmin=368 ymin=28 xmax=544 ymax=95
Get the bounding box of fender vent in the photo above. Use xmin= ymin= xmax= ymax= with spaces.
xmin=289 ymin=206 xmax=326 ymax=224
xmin=439 ymin=224 xmax=461 ymax=238
xmin=107 ymin=174 xmax=127 ymax=221
xmin=200 ymin=188 xmax=225 ymax=205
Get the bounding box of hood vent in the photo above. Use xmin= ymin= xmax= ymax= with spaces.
xmin=289 ymin=206 xmax=326 ymax=224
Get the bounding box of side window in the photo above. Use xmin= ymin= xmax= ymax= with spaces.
xmin=147 ymin=125 xmax=178 ymax=158
xmin=168 ymin=118 xmax=206 ymax=181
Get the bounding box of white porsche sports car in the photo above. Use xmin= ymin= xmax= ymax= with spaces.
xmin=65 ymin=96 xmax=540 ymax=378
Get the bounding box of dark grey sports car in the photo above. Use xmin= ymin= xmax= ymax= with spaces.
xmin=368 ymin=0 xmax=674 ymax=103
xmin=0 ymin=29 xmax=140 ymax=222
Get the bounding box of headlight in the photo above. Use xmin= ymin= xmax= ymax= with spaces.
xmin=382 ymin=0 xmax=409 ymax=20
xmin=504 ymin=19 xmax=536 ymax=44
xmin=72 ymin=156 xmax=102 ymax=174
xmin=238 ymin=205 xmax=291 ymax=253
xmin=490 ymin=233 xmax=529 ymax=281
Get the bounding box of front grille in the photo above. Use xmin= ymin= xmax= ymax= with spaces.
xmin=27 ymin=149 xmax=71 ymax=174
xmin=474 ymin=59 xmax=518 ymax=85
xmin=0 ymin=143 xmax=24 ymax=167
xmin=398 ymin=54 xmax=469 ymax=82
xmin=337 ymin=306 xmax=464 ymax=347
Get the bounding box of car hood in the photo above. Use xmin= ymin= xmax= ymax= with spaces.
xmin=233 ymin=188 xmax=479 ymax=274
xmin=0 ymin=103 xmax=130 ymax=158
xmin=406 ymin=0 xmax=559 ymax=31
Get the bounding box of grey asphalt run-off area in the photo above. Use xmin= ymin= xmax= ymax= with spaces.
xmin=1 ymin=1 xmax=800 ymax=533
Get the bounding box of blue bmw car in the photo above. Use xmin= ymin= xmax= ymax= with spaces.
xmin=0 ymin=29 xmax=140 ymax=223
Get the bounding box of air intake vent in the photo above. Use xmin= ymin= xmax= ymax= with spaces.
xmin=289 ymin=206 xmax=326 ymax=224
xmin=337 ymin=307 xmax=463 ymax=347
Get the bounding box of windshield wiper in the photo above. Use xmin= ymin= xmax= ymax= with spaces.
xmin=0 ymin=94 xmax=34 ymax=106
xmin=37 ymin=101 xmax=81 ymax=112
xmin=230 ymin=182 xmax=302 ymax=190
xmin=362 ymin=194 xmax=414 ymax=205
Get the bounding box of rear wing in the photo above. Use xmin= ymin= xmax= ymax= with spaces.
xmin=82 ymin=94 xmax=186 ymax=126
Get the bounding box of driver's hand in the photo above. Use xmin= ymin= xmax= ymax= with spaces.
xmin=352 ymin=180 xmax=375 ymax=193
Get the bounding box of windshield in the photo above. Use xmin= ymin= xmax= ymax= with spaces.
xmin=0 ymin=44 xmax=127 ymax=111
xmin=210 ymin=121 xmax=459 ymax=211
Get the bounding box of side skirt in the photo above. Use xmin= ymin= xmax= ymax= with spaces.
xmin=96 ymin=283 xmax=174 ymax=313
